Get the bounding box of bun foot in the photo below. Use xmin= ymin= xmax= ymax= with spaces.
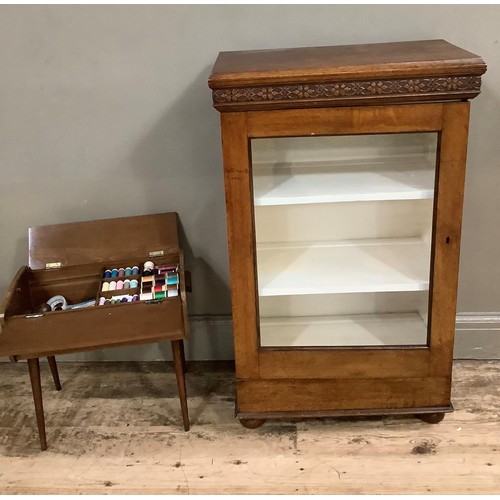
xmin=240 ymin=418 xmax=266 ymax=429
xmin=416 ymin=412 xmax=445 ymax=424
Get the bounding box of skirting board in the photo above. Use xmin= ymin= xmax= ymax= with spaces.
xmin=0 ymin=313 xmax=498 ymax=361
xmin=455 ymin=313 xmax=500 ymax=359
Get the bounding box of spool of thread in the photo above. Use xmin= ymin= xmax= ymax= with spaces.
xmin=111 ymin=268 xmax=119 ymax=278
xmin=132 ymin=266 xmax=139 ymax=275
xmin=118 ymin=268 xmax=125 ymax=277
xmin=140 ymin=292 xmax=153 ymax=301
xmin=167 ymin=275 xmax=179 ymax=285
xmin=123 ymin=279 xmax=131 ymax=289
xmin=158 ymin=265 xmax=177 ymax=273
xmin=116 ymin=280 xmax=124 ymax=290
xmin=132 ymin=294 xmax=139 ymax=302
xmin=121 ymin=297 xmax=128 ymax=303
xmin=109 ymin=281 xmax=117 ymax=291
xmin=154 ymin=284 xmax=164 ymax=293
xmin=104 ymin=269 xmax=112 ymax=278
xmin=155 ymin=277 xmax=166 ymax=287
xmin=101 ymin=282 xmax=110 ymax=292
xmin=154 ymin=291 xmax=166 ymax=299
xmin=167 ymin=289 xmax=179 ymax=297
xmin=99 ymin=297 xmax=106 ymax=306
xmin=142 ymin=275 xmax=153 ymax=283
xmin=143 ymin=261 xmax=154 ymax=271
xmin=167 ymin=284 xmax=178 ymax=291
xmin=125 ymin=267 xmax=132 ymax=276
xmin=130 ymin=279 xmax=139 ymax=288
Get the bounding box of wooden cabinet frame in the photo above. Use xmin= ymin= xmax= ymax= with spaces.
xmin=221 ymin=102 xmax=469 ymax=417
xmin=210 ymin=40 xmax=486 ymax=424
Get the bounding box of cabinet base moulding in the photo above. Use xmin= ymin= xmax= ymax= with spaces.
xmin=236 ymin=404 xmax=453 ymax=422
xmin=236 ymin=376 xmax=451 ymax=413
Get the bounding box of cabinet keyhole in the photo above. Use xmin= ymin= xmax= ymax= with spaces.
xmin=446 ymin=236 xmax=451 ymax=244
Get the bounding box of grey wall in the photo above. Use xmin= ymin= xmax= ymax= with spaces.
xmin=1 ymin=5 xmax=500 ymax=359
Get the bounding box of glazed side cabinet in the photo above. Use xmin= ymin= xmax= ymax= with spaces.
xmin=208 ymin=40 xmax=487 ymax=427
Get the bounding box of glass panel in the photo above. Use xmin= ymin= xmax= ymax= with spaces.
xmin=251 ymin=133 xmax=438 ymax=348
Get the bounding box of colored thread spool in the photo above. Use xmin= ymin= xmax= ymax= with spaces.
xmin=132 ymin=294 xmax=139 ymax=302
xmin=99 ymin=297 xmax=106 ymax=306
xmin=125 ymin=267 xmax=132 ymax=276
xmin=116 ymin=280 xmax=124 ymax=290
xmin=155 ymin=278 xmax=165 ymax=287
xmin=167 ymin=289 xmax=179 ymax=297
xmin=142 ymin=275 xmax=153 ymax=283
xmin=158 ymin=265 xmax=177 ymax=273
xmin=167 ymin=284 xmax=178 ymax=291
xmin=154 ymin=291 xmax=166 ymax=299
xmin=130 ymin=279 xmax=139 ymax=288
xmin=109 ymin=281 xmax=117 ymax=291
xmin=167 ymin=275 xmax=179 ymax=285
xmin=121 ymin=297 xmax=128 ymax=303
xmin=140 ymin=292 xmax=153 ymax=301
xmin=101 ymin=282 xmax=110 ymax=292
xmin=111 ymin=268 xmax=119 ymax=278
xmin=104 ymin=269 xmax=112 ymax=278
xmin=153 ymin=284 xmax=164 ymax=293
xmin=118 ymin=268 xmax=125 ymax=277
xmin=131 ymin=266 xmax=139 ymax=275
xmin=123 ymin=279 xmax=131 ymax=289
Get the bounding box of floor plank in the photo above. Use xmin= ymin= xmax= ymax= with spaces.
xmin=0 ymin=360 xmax=498 ymax=494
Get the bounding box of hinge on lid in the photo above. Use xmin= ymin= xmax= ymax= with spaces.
xmin=149 ymin=250 xmax=164 ymax=258
xmin=45 ymin=262 xmax=62 ymax=270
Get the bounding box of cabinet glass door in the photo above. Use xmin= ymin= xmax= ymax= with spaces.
xmin=251 ymin=133 xmax=438 ymax=348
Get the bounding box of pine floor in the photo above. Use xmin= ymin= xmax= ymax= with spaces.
xmin=0 ymin=360 xmax=498 ymax=494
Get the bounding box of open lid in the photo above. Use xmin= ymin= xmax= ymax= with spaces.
xmin=28 ymin=213 xmax=180 ymax=270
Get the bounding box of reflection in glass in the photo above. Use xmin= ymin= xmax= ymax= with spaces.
xmin=252 ymin=134 xmax=437 ymax=347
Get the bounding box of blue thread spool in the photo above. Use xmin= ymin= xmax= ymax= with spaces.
xmin=111 ymin=268 xmax=119 ymax=278
xmin=125 ymin=267 xmax=132 ymax=276
xmin=104 ymin=269 xmax=112 ymax=278
xmin=130 ymin=279 xmax=139 ymax=288
xmin=132 ymin=266 xmax=139 ymax=275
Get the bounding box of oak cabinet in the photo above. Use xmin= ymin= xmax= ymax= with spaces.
xmin=209 ymin=40 xmax=486 ymax=426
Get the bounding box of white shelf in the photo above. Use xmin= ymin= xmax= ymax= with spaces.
xmin=253 ymin=160 xmax=435 ymax=206
xmin=257 ymin=238 xmax=430 ymax=296
xmin=259 ymin=312 xmax=428 ymax=347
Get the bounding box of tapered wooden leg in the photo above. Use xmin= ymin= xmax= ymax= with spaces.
xmin=179 ymin=339 xmax=187 ymax=374
xmin=27 ymin=358 xmax=47 ymax=451
xmin=171 ymin=340 xmax=189 ymax=431
xmin=47 ymin=356 xmax=62 ymax=391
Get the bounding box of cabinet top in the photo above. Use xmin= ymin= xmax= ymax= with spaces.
xmin=208 ymin=39 xmax=486 ymax=112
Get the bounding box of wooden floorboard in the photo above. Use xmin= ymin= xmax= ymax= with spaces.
xmin=0 ymin=360 xmax=498 ymax=494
